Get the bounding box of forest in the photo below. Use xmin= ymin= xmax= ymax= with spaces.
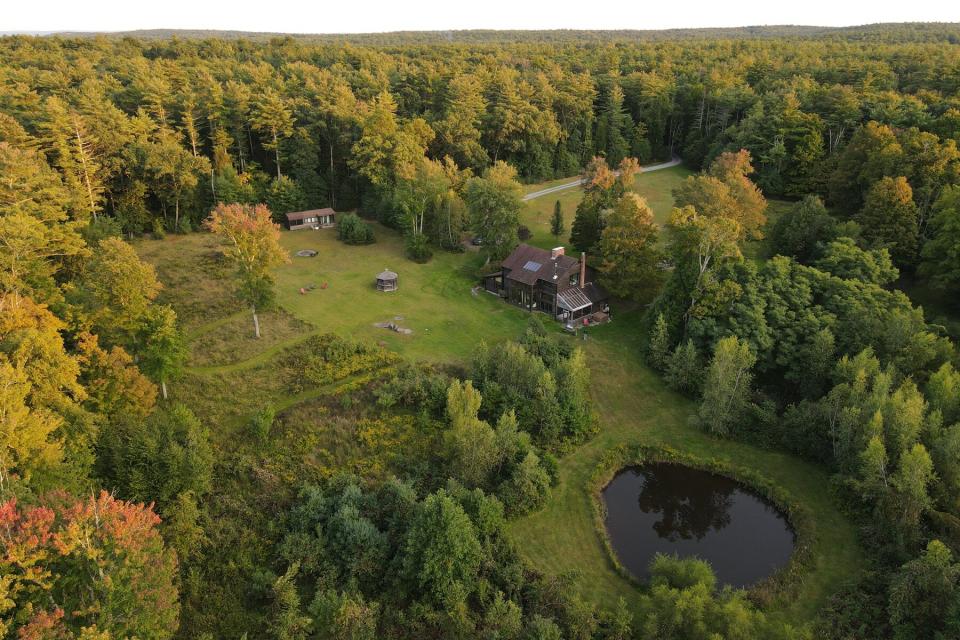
xmin=2 ymin=23 xmax=960 ymax=639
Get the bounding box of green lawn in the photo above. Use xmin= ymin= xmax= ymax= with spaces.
xmin=136 ymin=170 xmax=862 ymax=629
xmin=187 ymin=309 xmax=311 ymax=368
xmin=520 ymin=165 xmax=693 ymax=249
xmin=273 ymin=227 xmax=531 ymax=363
xmin=135 ymin=232 xmax=238 ymax=333
xmin=137 ymin=228 xmax=532 ymax=368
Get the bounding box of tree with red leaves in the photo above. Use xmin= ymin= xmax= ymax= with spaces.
xmin=0 ymin=491 xmax=179 ymax=639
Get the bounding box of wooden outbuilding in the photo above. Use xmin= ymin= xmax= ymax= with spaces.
xmin=376 ymin=269 xmax=398 ymax=292
xmin=285 ymin=208 xmax=336 ymax=230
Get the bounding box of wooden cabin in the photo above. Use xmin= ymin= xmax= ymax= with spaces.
xmin=484 ymin=244 xmax=608 ymax=323
xmin=285 ymin=208 xmax=336 ymax=230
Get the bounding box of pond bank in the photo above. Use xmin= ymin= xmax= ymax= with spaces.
xmin=601 ymin=461 xmax=796 ymax=588
xmin=591 ymin=446 xmax=812 ymax=604
xmin=506 ymin=311 xmax=863 ymax=626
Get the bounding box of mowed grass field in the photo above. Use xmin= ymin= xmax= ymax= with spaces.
xmin=135 ymin=166 xmax=861 ymax=628
xmin=273 ymin=227 xmax=531 ymax=363
xmin=521 ymin=165 xmax=693 ymax=249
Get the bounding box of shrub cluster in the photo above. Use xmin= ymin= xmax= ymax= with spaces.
xmin=337 ymin=212 xmax=376 ymax=244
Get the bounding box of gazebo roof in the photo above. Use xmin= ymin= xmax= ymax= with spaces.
xmin=377 ymin=269 xmax=398 ymax=280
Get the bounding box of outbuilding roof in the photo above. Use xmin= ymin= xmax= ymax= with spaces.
xmin=286 ymin=208 xmax=335 ymax=222
xmin=501 ymin=243 xmax=579 ymax=286
xmin=377 ymin=270 xmax=398 ymax=280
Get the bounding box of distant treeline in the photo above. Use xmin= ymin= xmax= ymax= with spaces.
xmin=49 ymin=22 xmax=960 ymax=44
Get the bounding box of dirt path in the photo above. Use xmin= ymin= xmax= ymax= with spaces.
xmin=185 ymin=330 xmax=320 ymax=376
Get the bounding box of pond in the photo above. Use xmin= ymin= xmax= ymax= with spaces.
xmin=602 ymin=463 xmax=795 ymax=588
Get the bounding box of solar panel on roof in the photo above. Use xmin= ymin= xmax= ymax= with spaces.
xmin=522 ymin=260 xmax=542 ymax=272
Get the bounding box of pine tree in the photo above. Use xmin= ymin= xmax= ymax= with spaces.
xmin=41 ymin=97 xmax=106 ymax=222
xmin=270 ymin=563 xmax=311 ymax=640
xmin=569 ymin=195 xmax=604 ymax=254
xmin=920 ymin=185 xmax=960 ymax=294
xmin=648 ymin=313 xmax=671 ymax=372
xmin=252 ymin=89 xmax=294 ymax=179
xmin=665 ymin=339 xmax=702 ymax=395
xmin=596 ymin=82 xmax=631 ymax=164
xmin=550 ymin=200 xmax=565 ymax=239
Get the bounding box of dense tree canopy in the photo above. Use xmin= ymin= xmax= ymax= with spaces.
xmin=4 ymin=24 xmax=960 ymax=640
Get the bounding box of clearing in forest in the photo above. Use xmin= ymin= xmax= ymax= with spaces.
xmin=135 ymin=166 xmax=861 ymax=627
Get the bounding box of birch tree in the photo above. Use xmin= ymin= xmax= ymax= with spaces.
xmin=698 ymin=336 xmax=756 ymax=437
xmin=666 ymin=206 xmax=742 ymax=328
xmin=204 ymin=203 xmax=289 ymax=338
xmin=138 ymin=305 xmax=186 ymax=400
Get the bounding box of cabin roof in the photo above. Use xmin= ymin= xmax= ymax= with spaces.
xmin=286 ymin=208 xmax=335 ymax=222
xmin=501 ymin=243 xmax=579 ymax=286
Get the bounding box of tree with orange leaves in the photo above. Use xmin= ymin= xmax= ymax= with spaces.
xmin=571 ymin=156 xmax=644 ymax=254
xmin=673 ymin=149 xmax=767 ymax=239
xmin=582 ymin=155 xmax=617 ymax=191
xmin=707 ymin=150 xmax=767 ymax=235
xmin=616 ymin=157 xmax=643 ymax=190
xmin=673 ymin=150 xmax=767 ymax=239
xmin=75 ymin=331 xmax=157 ymax=420
xmin=0 ymin=492 xmax=179 ymax=639
xmin=204 ymin=203 xmax=289 ymax=338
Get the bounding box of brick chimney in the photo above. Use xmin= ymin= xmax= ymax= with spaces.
xmin=551 ymin=246 xmax=565 ymax=259
xmin=580 ymin=252 xmax=586 ymax=287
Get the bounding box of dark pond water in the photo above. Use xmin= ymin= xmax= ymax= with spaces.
xmin=602 ymin=463 xmax=795 ymax=588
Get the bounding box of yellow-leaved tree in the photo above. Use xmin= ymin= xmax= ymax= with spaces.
xmin=0 ymin=294 xmax=85 ymax=490
xmin=204 ymin=203 xmax=289 ymax=338
xmin=598 ymin=192 xmax=663 ymax=301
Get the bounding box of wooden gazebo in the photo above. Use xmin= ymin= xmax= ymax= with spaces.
xmin=376 ymin=269 xmax=398 ymax=292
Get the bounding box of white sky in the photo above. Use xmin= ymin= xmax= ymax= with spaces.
xmin=4 ymin=0 xmax=959 ymax=34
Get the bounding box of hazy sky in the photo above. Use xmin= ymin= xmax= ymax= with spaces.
xmin=6 ymin=0 xmax=959 ymax=33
